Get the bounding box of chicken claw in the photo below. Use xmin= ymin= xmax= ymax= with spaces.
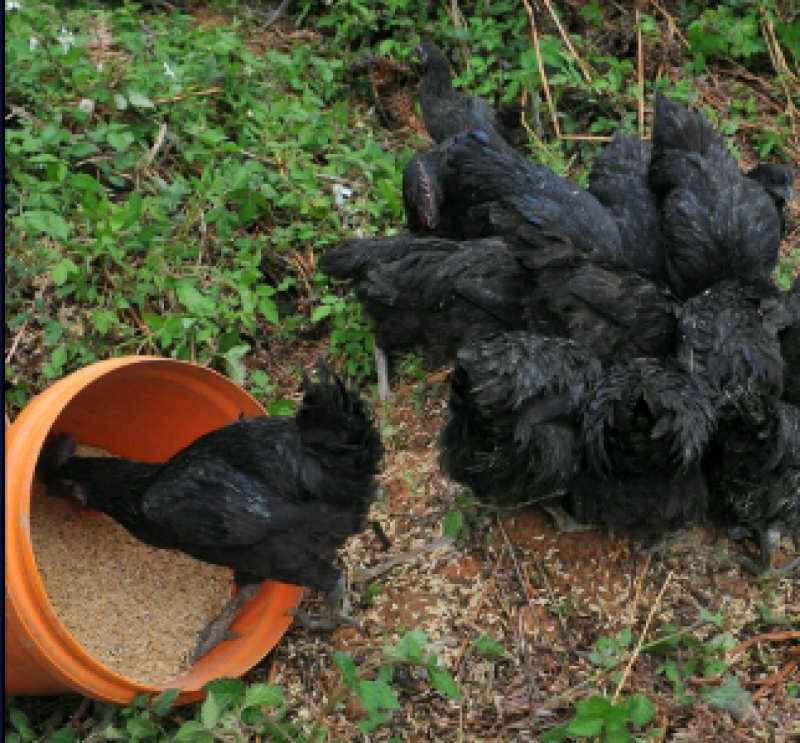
xmin=191 ymin=583 xmax=261 ymax=663
xmin=289 ymin=576 xmax=361 ymax=632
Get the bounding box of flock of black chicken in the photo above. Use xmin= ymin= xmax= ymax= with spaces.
xmin=320 ymin=43 xmax=799 ymax=579
xmin=36 ymin=42 xmax=798 ymax=663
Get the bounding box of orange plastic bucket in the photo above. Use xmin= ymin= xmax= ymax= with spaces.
xmin=5 ymin=357 xmax=304 ymax=703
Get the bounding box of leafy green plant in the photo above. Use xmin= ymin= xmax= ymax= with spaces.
xmin=541 ymin=694 xmax=657 ymax=742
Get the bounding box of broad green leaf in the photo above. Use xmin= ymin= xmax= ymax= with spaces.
xmin=125 ymin=716 xmax=158 ymax=738
xmin=355 ymin=679 xmax=401 ymax=713
xmin=202 ymin=677 xmax=245 ymax=707
xmin=268 ymin=399 xmax=296 ymax=416
xmin=200 ymin=691 xmax=223 ymax=729
xmin=128 ymin=91 xmax=155 ymax=108
xmin=51 ymin=258 xmax=78 ymax=286
xmin=176 ymin=281 xmax=215 ymax=316
xmin=626 ymin=695 xmax=655 ymax=726
xmin=428 ymin=666 xmax=461 ymax=699
xmin=565 ymin=716 xmax=604 ymax=736
xmin=473 ymin=635 xmax=509 ymax=660
xmin=51 ymin=729 xmax=79 ymax=743
xmin=15 ymin=210 xmax=70 ymax=239
xmin=259 ymin=296 xmax=280 ymax=325
xmin=311 ymin=305 xmax=332 ymax=323
xmin=108 ymin=129 xmax=135 ymax=152
xmin=700 ymin=674 xmax=754 ymax=718
xmin=333 ymin=651 xmax=358 ymax=687
xmin=242 ymin=683 xmax=284 ymax=710
xmin=150 ymin=688 xmax=181 ymax=716
xmin=173 ymin=721 xmax=214 ymax=742
xmin=442 ymin=509 xmax=465 ymax=538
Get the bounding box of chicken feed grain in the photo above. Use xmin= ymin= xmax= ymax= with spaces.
xmin=29 ymin=445 xmax=234 ymax=686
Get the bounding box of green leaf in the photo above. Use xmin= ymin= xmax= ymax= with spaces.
xmin=150 ymin=688 xmax=181 ymax=716
xmin=173 ymin=721 xmax=214 ymax=742
xmin=268 ymin=399 xmax=296 ymax=416
xmin=47 ymin=731 xmax=78 ymax=743
xmin=108 ymin=129 xmax=135 ymax=152
xmin=333 ymin=651 xmax=358 ymax=687
xmin=311 ymin=305 xmax=332 ymax=323
xmin=114 ymin=93 xmax=128 ymax=110
xmin=259 ymin=296 xmax=280 ymax=325
xmin=52 ymin=258 xmax=79 ymax=287
xmin=15 ymin=209 xmax=70 ymax=239
xmin=604 ymin=728 xmax=633 ymax=743
xmin=386 ymin=630 xmax=427 ymax=662
xmin=700 ymin=674 xmax=754 ymax=718
xmin=224 ymin=344 xmax=250 ymax=385
xmin=626 ymin=695 xmax=655 ymax=727
xmin=9 ymin=710 xmax=35 ymax=740
xmin=128 ymin=91 xmax=155 ymax=108
xmin=176 ymin=281 xmax=215 ymax=316
xmin=473 ymin=635 xmax=509 ymax=660
xmin=442 ymin=509 xmax=465 ymax=538
xmin=125 ymin=716 xmax=158 ymax=738
xmin=355 ymin=679 xmax=401 ymax=713
xmin=242 ymin=682 xmax=284 ymax=710
xmin=202 ymin=677 xmax=245 ymax=708
xmin=565 ymin=716 xmax=604 ymax=736
xmin=428 ymin=666 xmax=461 ymax=699
xmin=539 ymin=725 xmax=570 ymax=742
xmin=200 ymin=691 xmax=223 ymax=729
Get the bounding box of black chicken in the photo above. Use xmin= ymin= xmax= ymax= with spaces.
xmin=648 ymin=92 xmax=784 ymax=299
xmin=439 ymin=331 xmax=601 ymax=530
xmin=409 ymin=42 xmax=524 ymax=148
xmin=36 ymin=366 xmax=384 ymax=659
xmin=781 ymin=277 xmax=800 ymax=406
xmin=570 ymin=358 xmax=717 ymax=545
xmin=705 ymin=385 xmax=799 ymax=576
xmin=745 ymin=163 xmax=795 ymax=237
xmin=441 ymin=129 xmax=624 ymax=261
xmin=675 ymin=279 xmax=786 ymax=397
xmin=587 ymin=133 xmax=666 ymax=282
xmin=518 ymin=238 xmax=680 ymax=365
xmin=320 ymin=234 xmax=529 ymax=399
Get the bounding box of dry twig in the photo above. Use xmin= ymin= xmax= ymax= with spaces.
xmin=612 ymin=570 xmax=675 ymax=702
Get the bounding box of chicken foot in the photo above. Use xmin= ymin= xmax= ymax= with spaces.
xmin=730 ymin=527 xmax=799 ymax=578
xmin=191 ymin=583 xmax=261 ymax=663
xmin=290 ymin=575 xmax=360 ymax=632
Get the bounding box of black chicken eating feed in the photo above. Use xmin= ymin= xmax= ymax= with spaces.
xmin=571 ymin=357 xmax=718 ymax=548
xmin=648 ymin=92 xmax=785 ymax=300
xmin=36 ymin=365 xmax=384 ymax=661
xmin=439 ymin=330 xmax=601 ymax=531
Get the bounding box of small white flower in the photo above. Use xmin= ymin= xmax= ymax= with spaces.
xmin=163 ymin=61 xmax=176 ymax=79
xmin=78 ymin=98 xmax=95 ymax=115
xmin=5 ymin=1 xmax=22 ymax=11
xmin=333 ymin=184 xmax=353 ymax=208
xmin=57 ymin=27 xmax=75 ymax=53
xmin=29 ymin=36 xmax=38 ymax=51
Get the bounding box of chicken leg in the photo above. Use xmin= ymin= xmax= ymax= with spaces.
xmin=541 ymin=503 xmax=594 ymax=533
xmin=191 ymin=583 xmax=261 ymax=663
xmin=289 ymin=576 xmax=360 ymax=632
xmin=374 ymin=346 xmax=390 ymax=402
